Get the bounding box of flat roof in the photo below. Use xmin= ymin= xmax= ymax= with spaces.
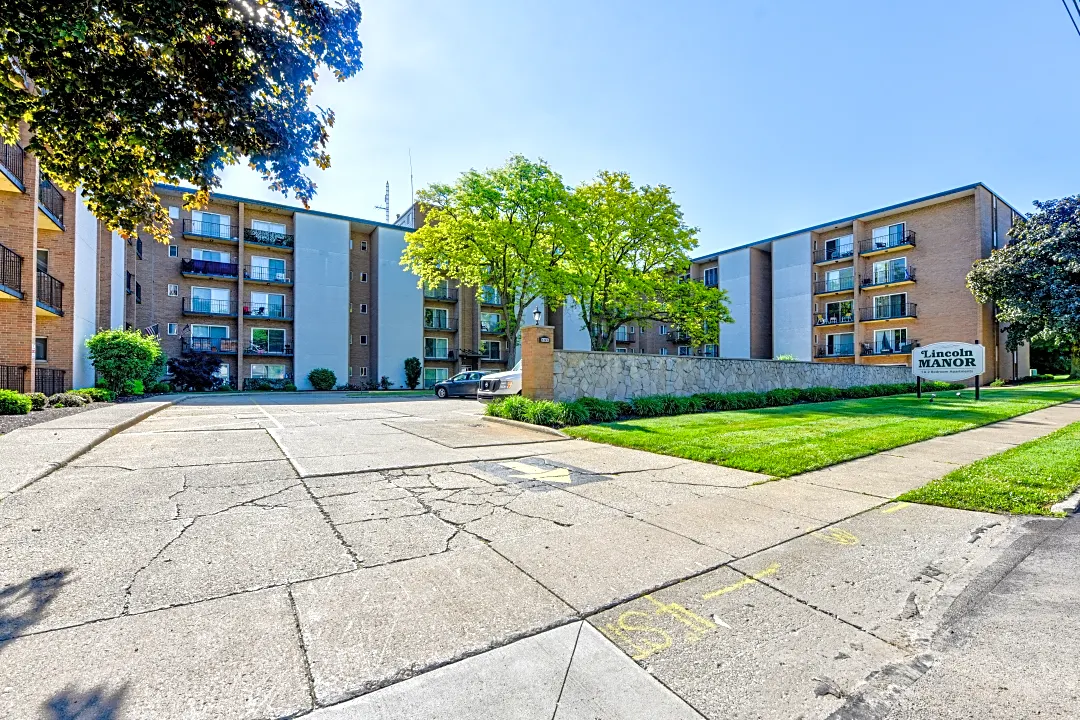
xmin=156 ymin=184 xmax=417 ymax=232
xmin=692 ymin=182 xmax=1024 ymax=263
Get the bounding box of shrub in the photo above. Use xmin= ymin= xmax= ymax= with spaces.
xmin=144 ymin=350 xmax=168 ymax=390
xmin=764 ymin=388 xmax=801 ymax=407
xmin=122 ymin=379 xmax=145 ymax=396
xmin=86 ymin=329 xmax=163 ymax=395
xmin=560 ymin=400 xmax=591 ymax=427
xmin=282 ymin=382 xmax=297 ymax=392
xmin=404 ymin=357 xmax=421 ymax=390
xmin=48 ymin=392 xmax=87 ymax=408
xmin=251 ymin=379 xmax=273 ymax=391
xmin=726 ymin=391 xmax=767 ymax=410
xmin=630 ymin=395 xmax=667 ymax=418
xmin=308 ymin=368 xmax=337 ymax=391
xmin=168 ymin=353 xmax=225 ymax=391
xmin=489 ymin=395 xmax=531 ymax=422
xmin=27 ymin=392 xmax=48 ymax=411
xmin=379 ymin=375 xmax=393 ymax=390
xmin=524 ymin=400 xmax=565 ymax=427
xmin=615 ymin=400 xmax=634 ymax=418
xmin=150 ymin=382 xmax=172 ymax=394
xmin=989 ymin=378 xmax=1006 ymax=387
xmin=800 ymin=386 xmax=841 ymax=403
xmin=576 ymin=397 xmax=620 ymax=423
xmin=72 ymin=388 xmax=116 ymax=403
xmin=668 ymin=394 xmax=704 ymax=415
xmin=0 ymin=390 xmax=31 ymax=415
xmin=774 ymin=354 xmax=798 ymax=361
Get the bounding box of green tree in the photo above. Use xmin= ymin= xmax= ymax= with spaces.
xmin=562 ymin=171 xmax=731 ymax=350
xmin=401 ymin=155 xmax=570 ymax=364
xmin=0 ymin=0 xmax=363 ymax=244
xmin=967 ymin=195 xmax=1080 ymax=378
xmin=86 ymin=329 xmax=163 ymax=394
xmin=404 ymin=357 xmax=421 ymax=389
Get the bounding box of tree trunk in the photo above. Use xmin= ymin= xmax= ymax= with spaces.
xmin=1071 ymin=346 xmax=1080 ymax=379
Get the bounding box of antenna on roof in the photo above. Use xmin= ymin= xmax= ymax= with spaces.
xmin=375 ymin=182 xmax=389 ymax=223
xmin=409 ymin=149 xmax=415 ymax=206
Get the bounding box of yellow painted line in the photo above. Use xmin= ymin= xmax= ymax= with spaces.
xmin=811 ymin=528 xmax=859 ymax=545
xmin=702 ymin=563 xmax=780 ymax=600
xmin=881 ymin=502 xmax=911 ymax=514
xmin=499 ymin=461 xmax=573 ymax=484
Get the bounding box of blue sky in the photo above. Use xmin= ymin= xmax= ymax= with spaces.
xmin=221 ymin=0 xmax=1080 ymax=256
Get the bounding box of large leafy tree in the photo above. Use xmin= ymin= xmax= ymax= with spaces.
xmin=563 ymin=171 xmax=731 ymax=350
xmin=0 ymin=0 xmax=363 ymax=243
xmin=967 ymin=195 xmax=1080 ymax=377
xmin=401 ymin=155 xmax=570 ymax=364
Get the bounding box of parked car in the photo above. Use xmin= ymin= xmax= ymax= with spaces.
xmin=477 ymin=361 xmax=522 ymax=402
xmin=433 ymin=370 xmax=492 ymax=398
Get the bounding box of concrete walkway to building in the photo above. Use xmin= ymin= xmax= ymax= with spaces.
xmin=0 ymin=393 xmax=1077 ymax=719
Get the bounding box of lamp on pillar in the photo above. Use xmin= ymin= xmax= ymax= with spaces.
xmin=533 ymin=308 xmax=542 ymax=326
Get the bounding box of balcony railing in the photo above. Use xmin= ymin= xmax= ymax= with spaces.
xmin=247 ymin=342 xmax=292 ymax=356
xmin=813 ymin=312 xmax=854 ymax=326
xmin=1 ymin=142 xmax=26 ymax=188
xmin=183 ymin=218 xmax=235 ymax=240
xmin=35 ymin=367 xmax=66 ymax=395
xmin=39 ymin=176 xmax=65 ymax=229
xmin=860 ymin=230 xmax=916 ymax=255
xmin=480 ymin=321 xmax=505 ymax=334
xmin=424 ymin=317 xmax=456 ymax=331
xmin=424 ymin=349 xmax=455 ymax=361
xmin=0 ymin=365 xmax=26 ymax=392
xmin=480 ymin=290 xmax=502 ymax=305
xmin=244 ymin=227 xmax=294 ymax=249
xmin=815 ymin=343 xmax=855 ymax=358
xmin=666 ymin=330 xmax=692 ymax=343
xmin=615 ymin=331 xmax=631 ymax=342
xmin=181 ymin=258 xmax=239 ymax=277
xmin=423 ymin=287 xmax=457 ymax=301
xmin=813 ymin=244 xmax=854 ymax=264
xmin=245 ymin=264 xmax=291 ymax=284
xmin=36 ymin=270 xmax=64 ymax=315
xmin=861 ymin=267 xmax=916 ymax=289
xmin=813 ymin=276 xmax=855 ymax=294
xmin=183 ymin=297 xmax=237 ymax=316
xmin=861 ymin=340 xmax=919 ymax=356
xmin=184 ymin=337 xmax=239 ymax=354
xmin=0 ymin=242 xmax=23 ymax=295
xmin=244 ymin=303 xmax=292 ymax=320
xmin=859 ymin=303 xmax=917 ymax=322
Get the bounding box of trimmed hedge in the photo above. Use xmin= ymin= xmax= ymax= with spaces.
xmin=27 ymin=392 xmax=47 ymax=411
xmin=485 ymin=380 xmax=967 ymax=429
xmin=0 ymin=389 xmax=32 ymax=415
xmin=72 ymin=387 xmax=116 ymax=403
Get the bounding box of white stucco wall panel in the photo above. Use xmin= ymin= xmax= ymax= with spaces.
xmin=72 ymin=196 xmax=98 ymax=388
xmin=771 ymin=232 xmax=813 ymax=361
xmin=374 ymin=226 xmax=423 ymax=387
xmin=293 ymin=214 xmax=350 ymax=389
xmin=718 ymin=249 xmax=751 ymax=358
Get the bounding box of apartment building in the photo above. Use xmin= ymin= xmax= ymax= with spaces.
xmin=689 ymin=183 xmax=1029 ymax=383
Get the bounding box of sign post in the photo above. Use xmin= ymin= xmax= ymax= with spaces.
xmin=911 ymin=342 xmax=986 ymax=399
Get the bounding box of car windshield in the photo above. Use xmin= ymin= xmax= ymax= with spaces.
xmin=512 ymin=361 xmax=522 ymax=372
xmin=450 ymin=374 xmax=467 ymax=382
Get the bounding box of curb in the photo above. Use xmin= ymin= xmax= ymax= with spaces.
xmin=480 ymin=415 xmax=570 ymax=439
xmin=14 ymin=399 xmax=177 ymax=492
xmin=1051 ymin=488 xmax=1080 ymax=515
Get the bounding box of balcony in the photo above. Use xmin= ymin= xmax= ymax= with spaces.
xmin=0 ymin=242 xmax=24 ymax=299
xmin=183 ymin=337 xmax=239 ymax=354
xmin=35 ymin=367 xmax=66 ymax=395
xmin=244 ymin=303 xmax=292 ymax=321
xmin=425 ymin=317 xmax=456 ymax=332
xmin=183 ymin=297 xmax=238 ymax=317
xmin=245 ymin=264 xmax=291 ymax=285
xmin=861 ymin=340 xmax=919 ymax=356
xmin=424 ymin=287 xmax=457 ymax=302
xmin=813 ymin=311 xmax=854 ymax=327
xmin=480 ymin=289 xmax=502 ymax=306
xmin=0 ymin=365 xmax=27 ymax=392
xmin=813 ymin=244 xmax=854 ymax=265
xmin=859 ymin=303 xmax=917 ymax=322
xmin=813 ymin=276 xmax=855 ymax=295
xmin=861 ymin=267 xmax=916 ymax=290
xmin=480 ymin=321 xmax=505 ymax=335
xmin=244 ymin=227 xmax=294 ymax=250
xmin=424 ymin=349 xmax=456 ymax=362
xmin=246 ymin=342 xmax=293 ymax=357
xmin=815 ymin=343 xmax=855 ymax=358
xmin=666 ymin=330 xmax=692 ymax=344
xmin=38 ymin=176 xmax=65 ymax=231
xmin=0 ymin=142 xmax=26 ymax=192
xmin=36 ymin=270 xmax=64 ymax=316
xmin=183 ymin=219 xmax=236 ymax=242
xmin=860 ymin=230 xmax=916 ymax=256
xmin=181 ymin=258 xmax=239 ymax=278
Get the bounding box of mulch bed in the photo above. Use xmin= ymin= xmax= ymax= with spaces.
xmin=0 ymin=403 xmax=115 ymax=436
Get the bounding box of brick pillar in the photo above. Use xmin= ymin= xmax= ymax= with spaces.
xmin=520 ymin=324 xmax=554 ymax=400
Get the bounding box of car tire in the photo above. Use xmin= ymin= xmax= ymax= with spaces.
xmin=436 ymin=387 xmax=448 ymax=398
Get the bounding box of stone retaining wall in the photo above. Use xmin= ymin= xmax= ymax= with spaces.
xmin=552 ymin=351 xmax=913 ymax=401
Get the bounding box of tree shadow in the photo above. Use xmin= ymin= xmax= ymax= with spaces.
xmin=0 ymin=569 xmax=69 ymax=650
xmin=44 ymin=685 xmax=127 ymax=720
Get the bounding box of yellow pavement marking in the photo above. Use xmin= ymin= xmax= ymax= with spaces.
xmin=881 ymin=502 xmax=911 ymax=514
xmin=701 ymin=563 xmax=781 ymax=600
xmin=499 ymin=460 xmax=573 ymax=484
xmin=811 ymin=528 xmax=859 ymax=545
xmin=597 ymin=610 xmax=673 ymax=661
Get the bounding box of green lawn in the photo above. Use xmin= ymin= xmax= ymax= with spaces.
xmin=563 ymin=384 xmax=1080 ymax=477
xmin=899 ymin=421 xmax=1080 ymax=515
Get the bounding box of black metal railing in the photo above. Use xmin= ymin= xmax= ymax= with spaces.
xmin=480 ymin=290 xmax=502 ymax=305
xmin=245 ymin=264 xmax=291 ymax=283
xmin=247 ymin=342 xmax=292 ymax=356
xmin=423 ymin=287 xmax=457 ymax=301
xmin=183 ymin=337 xmax=239 ymax=353
xmin=0 ymin=142 xmax=25 ymax=188
xmin=813 ymin=311 xmax=854 ymax=326
xmin=36 ymin=270 xmax=63 ymax=314
xmin=181 ymin=258 xmax=239 ymax=277
xmin=424 ymin=349 xmax=455 ymax=361
xmin=859 ymin=302 xmax=917 ymax=322
xmin=667 ymin=330 xmax=692 ymax=343
xmin=813 ymin=275 xmax=855 ymax=294
xmin=861 ymin=266 xmax=916 ymax=288
xmin=861 ymin=339 xmax=919 ymax=356
xmin=243 ymin=376 xmax=294 ymax=390
xmin=244 ymin=302 xmax=291 ymax=320
xmin=184 ymin=297 xmax=237 ymax=316
xmin=0 ymin=242 xmax=23 ymax=294
xmin=0 ymin=365 xmax=26 ymax=392
xmin=183 ymin=218 xmax=234 ymax=240
xmin=35 ymin=367 xmax=65 ymax=395
xmin=815 ymin=342 xmax=855 ymax=358
xmin=813 ymin=244 xmax=854 ymax=264
xmin=244 ymin=227 xmax=294 ymax=249
xmin=860 ymin=230 xmax=916 ymax=255
xmin=38 ymin=176 xmax=64 ymax=228
xmin=424 ymin=317 xmax=456 ymax=331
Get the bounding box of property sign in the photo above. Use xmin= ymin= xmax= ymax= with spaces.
xmin=913 ymin=342 xmax=985 ymax=382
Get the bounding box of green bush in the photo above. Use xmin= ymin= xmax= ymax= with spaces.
xmin=774 ymin=354 xmax=797 ymax=361
xmin=150 ymin=382 xmax=172 ymax=394
xmin=488 ymin=395 xmax=531 ymax=422
xmin=764 ymin=388 xmax=801 ymax=407
xmin=576 ymin=397 xmax=620 ymax=423
xmin=86 ymin=329 xmax=163 ymax=395
xmin=615 ymin=400 xmax=634 ymax=418
xmin=72 ymin=387 xmax=116 ymax=403
xmin=989 ymin=378 xmax=1006 ymax=387
xmin=560 ymin=400 xmax=591 ymax=427
xmin=404 ymin=357 xmax=421 ymax=390
xmin=282 ymin=382 xmax=297 ymax=392
xmin=48 ymin=392 xmax=87 ymax=408
xmin=308 ymin=368 xmax=337 ymax=391
xmin=168 ymin=353 xmax=225 ymax=392
xmin=123 ymin=378 xmax=145 ymax=396
xmin=800 ymin=386 xmax=841 ymax=403
xmin=144 ymin=350 xmax=168 ymax=390
xmin=727 ymin=391 xmax=767 ymax=410
xmin=27 ymin=392 xmax=47 ymax=411
xmin=630 ymin=395 xmax=667 ymax=418
xmin=0 ymin=390 xmax=31 ymax=415
xmin=524 ymin=400 xmax=564 ymax=427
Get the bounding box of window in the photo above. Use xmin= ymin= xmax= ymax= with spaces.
xmin=359 ymin=303 xmax=367 ymax=314
xmin=424 ymin=336 xmax=449 ymax=359
xmin=826 ymin=333 xmax=854 ymax=356
xmin=251 ymin=364 xmax=287 ymax=379
xmin=426 ymin=307 xmax=450 ymax=329
xmin=628 ymin=325 xmax=635 ymax=334
xmin=703 ymin=267 xmax=718 ymax=287
xmin=191 ymin=210 xmax=231 ymax=239
xmin=360 ymin=240 xmax=368 ymax=251
xmin=191 ymin=324 xmax=229 ymax=351
xmin=615 ymin=327 xmax=629 ymax=342
xmin=168 ymin=245 xmax=178 ymax=257
xmin=873 ymin=293 xmax=907 ymax=320
xmin=214 ymin=363 xmax=230 ymax=380
xmin=424 ymin=367 xmax=449 ymax=389
xmin=249 ymin=255 xmax=288 ymax=282
xmin=824 ymin=234 xmax=853 ymax=260
xmin=871 ymin=223 xmax=906 ymax=250
xmin=480 ymin=312 xmax=501 ymax=333
xmin=192 ymin=248 xmax=229 ymax=263
xmin=249 ymin=291 xmax=285 ymax=319
xmin=824 ymin=267 xmax=854 ymax=292
xmin=125 ymin=271 xmax=133 ymax=293
xmin=135 ymin=282 xmax=142 ymax=304
xmin=167 ymin=323 xmax=178 ymax=336
xmin=250 ymin=328 xmax=286 ymax=354
xmin=136 ymin=238 xmax=143 ymax=259
xmin=872 ymin=257 xmax=908 ymax=285
xmin=818 ymin=299 xmax=853 ymax=325
xmin=35 ymin=337 xmax=47 ymax=361
xmin=702 ymin=344 xmax=719 ymax=357
xmin=359 ymin=272 xmax=368 ymax=283
xmin=481 ymin=285 xmax=500 ymax=304
xmin=480 ymin=340 xmax=501 ymax=360
xmin=251 ymin=219 xmax=286 ymax=236
xmin=677 ymin=346 xmax=691 ymax=357
xmin=358 ymin=367 xmax=368 ymax=377
xmin=616 ymin=348 xmax=627 ymax=354
xmin=873 ymin=328 xmax=908 ymax=354
xmin=36 ymin=249 xmax=48 ymax=272
xmin=640 ymin=326 xmax=647 ymax=334
xmin=359 ymin=335 xmax=368 ymax=345
xmin=424 ymin=280 xmax=450 ymax=299
xmin=659 ymin=325 xmax=668 ymax=335
xmin=168 ymin=206 xmax=180 ymax=220
xmin=660 ymin=347 xmax=669 ymax=356
xmin=167 ymin=283 xmax=179 ymax=297
xmin=192 ymin=286 xmax=230 ymax=314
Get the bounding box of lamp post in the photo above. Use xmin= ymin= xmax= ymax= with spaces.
xmin=533 ymin=308 xmax=542 ymax=326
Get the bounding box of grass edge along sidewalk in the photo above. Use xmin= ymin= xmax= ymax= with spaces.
xmin=900 ymin=420 xmax=1080 ymax=515
xmin=562 ymin=384 xmax=1080 ymax=478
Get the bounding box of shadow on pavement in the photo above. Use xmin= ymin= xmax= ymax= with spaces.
xmin=0 ymin=569 xmax=68 ymax=649
xmin=44 ymin=685 xmax=127 ymax=720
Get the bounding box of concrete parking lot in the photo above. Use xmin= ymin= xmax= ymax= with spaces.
xmin=1 ymin=393 xmax=1078 ymax=719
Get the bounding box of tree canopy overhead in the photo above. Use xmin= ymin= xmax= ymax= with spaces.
xmin=0 ymin=0 xmax=363 ymax=242
xmin=967 ymin=195 xmax=1080 ymax=377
